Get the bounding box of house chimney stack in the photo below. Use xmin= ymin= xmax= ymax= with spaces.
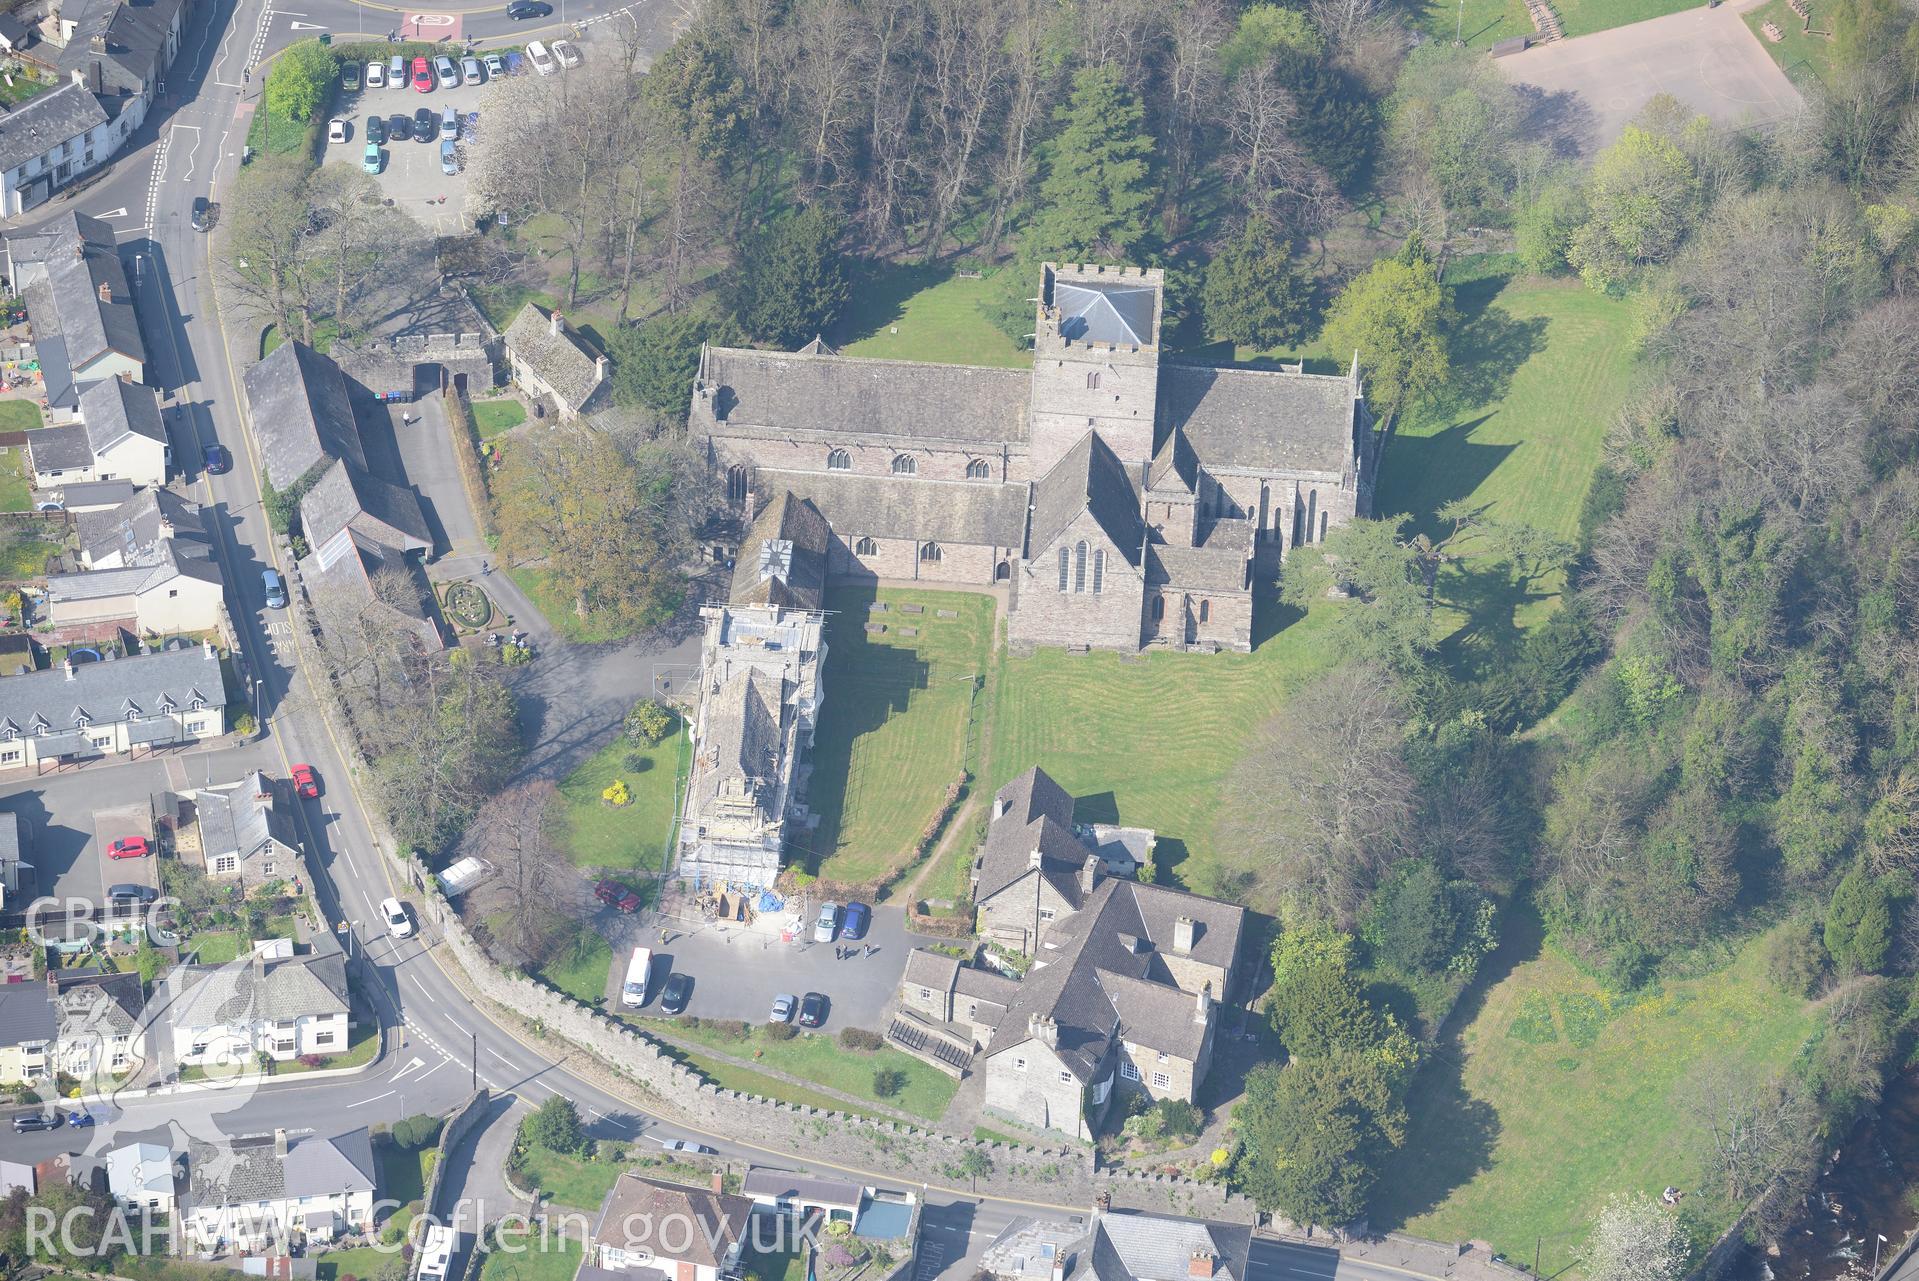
xmin=88 ymin=33 xmax=103 ymax=52
xmin=1173 ymin=915 xmax=1196 ymax=956
xmin=1079 ymin=854 xmax=1099 ymax=896
xmin=1028 ymin=845 xmax=1044 ymax=870
xmin=273 ymin=1128 xmax=288 ymax=1159
xmin=1194 ymin=981 xmax=1211 ymax=1025
xmin=1188 ymin=1254 xmax=1215 ymax=1279
xmin=549 ymin=311 xmax=562 ymax=338
xmin=711 ymin=1172 xmax=724 ymax=1194
xmin=595 ymin=354 xmax=607 ymax=381
xmin=1028 ymin=1013 xmax=1058 ymax=1048
xmin=993 ymin=791 xmax=1007 ymax=821
xmin=97 ymin=280 xmax=112 ymax=303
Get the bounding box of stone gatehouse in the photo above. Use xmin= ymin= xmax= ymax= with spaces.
xmin=690 ymin=263 xmax=1381 ymax=653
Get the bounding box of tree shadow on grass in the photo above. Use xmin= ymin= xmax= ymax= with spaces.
xmin=1435 ymin=275 xmax=1552 ymax=418
xmin=1376 ymin=415 xmax=1517 ymax=541
xmin=827 ymin=262 xmax=956 ymax=348
xmin=1434 ymin=561 xmax=1559 ymax=681
xmin=1373 ymin=902 xmax=1546 ymax=1230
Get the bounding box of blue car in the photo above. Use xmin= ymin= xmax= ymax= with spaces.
xmin=842 ymin=901 xmax=870 ymax=941
xmin=66 ymin=1110 xmax=95 ymax=1128
xmin=203 ymin=443 xmax=232 ymax=474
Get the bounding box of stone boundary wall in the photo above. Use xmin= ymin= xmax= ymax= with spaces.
xmin=425 ymin=1089 xmax=493 ymax=1222
xmin=401 ymin=851 xmax=1254 ymax=1223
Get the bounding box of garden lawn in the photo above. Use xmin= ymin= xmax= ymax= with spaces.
xmin=516 ymin=1146 xmax=624 ymax=1210
xmin=505 ymin=566 xmax=656 ymax=645
xmin=1419 ymin=0 xmax=1697 ymax=42
xmin=987 ymin=606 xmax=1342 ymax=902
xmin=644 ymin=1019 xmax=958 ymax=1120
xmin=186 ymin=930 xmax=241 ymax=963
xmin=0 ymin=452 xmax=31 ymax=514
xmin=803 ymin=586 xmax=995 ymax=884
xmin=662 ymin=1046 xmax=888 ymax=1119
xmin=832 ymin=264 xmax=1030 ymax=369
xmin=1375 ymin=919 xmax=1820 ymax=1273
xmin=472 ymin=399 xmax=527 ymax=440
xmin=0 ymin=401 xmax=43 ymax=431
xmin=557 ymin=724 xmax=689 ymax=880
xmin=377 ymin=1139 xmax=432 ymax=1207
xmin=480 ymin=1232 xmax=582 ymax=1281
xmin=533 ymin=927 xmax=613 ymax=1004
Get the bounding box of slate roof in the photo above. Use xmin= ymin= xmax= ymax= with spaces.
xmin=984 ymin=879 xmax=1244 ymax=1080
xmin=54 ymin=0 xmax=193 ymax=99
xmin=43 ymin=477 xmax=135 ymax=511
xmin=0 ymin=810 xmax=21 ymax=864
xmin=79 ymin=488 xmax=204 ymax=568
xmin=758 ymin=469 xmax=1028 ymax=549
xmin=1144 ymin=543 xmax=1248 ymax=594
xmin=165 ymin=940 xmax=349 ymax=1030
xmin=52 ymin=966 xmax=144 ymax=1038
xmin=79 ymin=376 xmax=165 ymax=456
xmin=1088 ymin=1213 xmax=1251 ymax=1281
xmin=1053 ymin=280 xmax=1156 ymax=347
xmin=303 ymin=530 xmax=445 ymax=653
xmin=0 ymin=643 xmax=224 ymax=739
xmin=0 ymin=981 xmax=55 ymax=1044
xmin=975 ymin=768 xmax=1087 ymax=907
xmin=196 ymin=771 xmax=298 ymax=866
xmin=740 ymin=1168 xmax=864 ymax=1209
xmin=729 ymin=492 xmax=831 ymax=612
xmin=1029 ymin=433 xmax=1145 ymax=567
xmin=242 ymin=341 xmax=367 ymax=490
xmin=18 ymin=212 xmax=144 ymax=375
xmin=503 ymin=303 xmax=605 ymax=413
xmin=0 ymin=82 xmax=109 ymax=172
xmin=902 ymin=948 xmax=960 ymax=995
xmin=693 ymin=666 xmax=781 ymax=825
xmin=593 ymin=1174 xmax=755 ymax=1267
xmin=299 ymin=458 xmax=430 ymax=554
xmin=46 ymin=537 xmax=220 ymax=604
xmin=696 ymin=345 xmax=1028 ymax=445
xmin=27 ymin=421 xmax=93 ymax=471
xmin=188 ymin=1127 xmax=375 ymax=1208
xmin=1155 ymin=364 xmax=1360 ymax=477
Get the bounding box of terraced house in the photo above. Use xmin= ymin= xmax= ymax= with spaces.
xmin=694 ymin=262 xmax=1379 ymax=653
xmin=0 ymin=641 xmax=226 ymax=772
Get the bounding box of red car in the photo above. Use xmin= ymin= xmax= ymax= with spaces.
xmin=106 ymin=836 xmax=150 ymax=860
xmin=411 ymin=56 xmax=433 ymax=92
xmin=594 ymin=880 xmax=641 ymax=913
xmin=291 ymin=764 xmax=320 ymax=799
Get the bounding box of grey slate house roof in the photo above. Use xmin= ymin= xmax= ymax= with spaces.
xmin=46 ymin=543 xmax=220 ymax=604
xmin=739 ymin=1168 xmax=864 ymax=1210
xmin=758 ymin=468 xmax=1028 ymax=549
xmin=0 ymin=82 xmax=108 ymax=173
xmin=79 ymin=488 xmax=205 ymax=568
xmin=695 ymin=345 xmax=1029 ymax=445
xmin=0 ymin=981 xmax=56 ymax=1045
xmin=0 ymin=810 xmax=23 ymax=868
xmin=27 ymin=421 xmax=94 ymax=471
xmin=78 ymin=375 xmax=165 ymax=455
xmin=42 ymin=477 xmax=135 ymax=512
xmin=51 ymin=966 xmax=143 ymax=1037
xmin=105 ymin=1143 xmax=176 ymax=1203
xmin=0 ymin=14 xmax=32 ymax=50
xmin=1086 ymin=1212 xmax=1251 ymax=1281
xmin=503 ymin=303 xmax=605 ymax=413
xmin=304 ymin=530 xmax=445 ymax=653
xmin=974 ymin=767 xmax=1081 ymax=904
xmin=187 ymin=1126 xmax=375 ymax=1209
xmin=0 ymin=642 xmax=224 ymax=738
xmin=300 ymin=459 xmax=430 ymax=557
xmin=1030 ymin=433 xmax=1145 ymax=566
xmin=1053 ymin=278 xmax=1157 ymax=346
xmin=1144 ymin=541 xmax=1250 ymax=594
xmin=242 ymin=341 xmax=367 ymax=490
xmin=693 ymin=666 xmax=781 ymax=822
xmin=729 ymin=492 xmax=831 ymax=611
xmin=1155 ymin=363 xmax=1363 ymax=477
xmin=54 ymin=0 xmax=191 ymax=102
xmin=166 ymin=940 xmax=349 ymax=1031
xmin=984 ymin=878 xmax=1244 ymax=1081
xmin=16 ymin=213 xmax=144 ymax=401
xmin=196 ymin=771 xmax=299 ymax=870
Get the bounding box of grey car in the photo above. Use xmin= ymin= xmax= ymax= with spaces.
xmin=769 ymin=993 xmax=796 ymax=1023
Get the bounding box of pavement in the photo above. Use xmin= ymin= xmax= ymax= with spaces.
xmin=1497 ymin=0 xmax=1803 ymax=154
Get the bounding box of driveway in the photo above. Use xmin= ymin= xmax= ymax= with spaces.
xmin=602 ymin=904 xmax=926 ymax=1031
xmin=1498 ymin=0 xmax=1802 ymax=154
xmin=390 ymin=397 xmax=485 ymax=558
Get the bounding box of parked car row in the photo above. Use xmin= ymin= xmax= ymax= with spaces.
xmin=523 ymin=39 xmax=581 ymax=75
xmin=362 ymin=50 xmax=507 ymax=94
xmin=812 ymin=899 xmax=870 ymax=943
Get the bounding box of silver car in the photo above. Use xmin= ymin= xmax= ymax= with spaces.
xmin=813 ymin=902 xmax=840 ymax=943
xmin=461 ymin=55 xmax=484 ymax=84
xmin=435 ymin=54 xmax=459 ymax=89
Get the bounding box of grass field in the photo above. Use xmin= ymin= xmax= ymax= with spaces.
xmin=472 ymin=398 xmax=527 ymax=439
xmin=644 ymin=1019 xmax=959 ymax=1120
xmin=0 ymin=401 xmax=43 ymax=431
xmin=377 ymin=1139 xmax=432 ymax=1207
xmin=516 ymin=1145 xmax=624 ymax=1209
xmin=533 ymin=927 xmax=613 ymax=1004
xmin=1743 ymin=0 xmax=1834 ymax=87
xmin=1416 ymin=0 xmax=1698 ymax=45
xmin=557 ymin=723 xmax=689 ymax=881
xmin=802 ymin=586 xmax=995 ymax=884
xmin=504 ymin=566 xmax=659 ymax=645
xmin=0 ymin=452 xmax=31 ymax=514
xmin=831 ymin=264 xmax=1031 ymax=369
xmin=481 ymin=1233 xmax=582 ymax=1281
xmin=1376 ymin=914 xmax=1819 ymax=1272
xmin=663 ymin=1046 xmax=891 ymax=1119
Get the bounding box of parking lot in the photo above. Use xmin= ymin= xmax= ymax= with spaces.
xmin=322 ymin=51 xmax=504 ymax=233
xmin=597 ymin=903 xmax=929 ymax=1032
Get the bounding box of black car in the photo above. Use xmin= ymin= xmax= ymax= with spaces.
xmin=190 ymin=196 xmax=219 ymax=232
xmin=365 ymin=114 xmax=386 ymax=145
xmin=388 ymin=112 xmax=411 ymax=142
xmin=506 ymin=0 xmax=553 ymax=17
xmin=11 ymin=1113 xmax=59 ymax=1133
xmin=797 ymin=991 xmax=828 ymax=1028
xmin=202 ymin=443 xmax=232 ymax=475
xmin=659 ymin=972 xmax=693 ymax=1014
xmin=414 ymin=107 xmax=436 ymax=142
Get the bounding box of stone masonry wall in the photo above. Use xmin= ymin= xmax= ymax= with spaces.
xmin=401 ymin=853 xmax=1254 ymax=1224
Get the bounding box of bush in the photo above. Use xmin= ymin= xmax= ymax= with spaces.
xmin=392 ymin=1113 xmax=443 ymax=1150
xmin=298 ymin=1053 xmax=326 ymax=1069
xmin=1765 ymin=920 xmax=1827 ymax=997
xmin=1154 ymin=1098 xmax=1203 ymax=1140
xmin=838 ymin=1027 xmax=884 ymax=1052
xmin=710 ymin=1019 xmax=749 ymax=1041
xmin=263 ymin=39 xmax=337 ymax=122
xmin=522 ymin=1096 xmax=585 ymax=1155
xmin=873 ymin=1068 xmax=907 ymax=1098
xmin=624 ymin=698 xmax=677 ymax=746
xmin=765 ymin=1021 xmax=799 ymax=1042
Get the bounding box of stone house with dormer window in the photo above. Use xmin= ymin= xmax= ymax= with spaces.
xmin=0 ymin=641 xmax=226 ymax=773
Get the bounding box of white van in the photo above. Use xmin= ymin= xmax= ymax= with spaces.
xmin=620 ymin=946 xmax=653 ymax=1008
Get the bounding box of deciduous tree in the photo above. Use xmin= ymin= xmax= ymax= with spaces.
xmin=1319 ymin=250 xmax=1451 ymax=418
xmin=1582 ymin=1195 xmax=1687 ymax=1281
